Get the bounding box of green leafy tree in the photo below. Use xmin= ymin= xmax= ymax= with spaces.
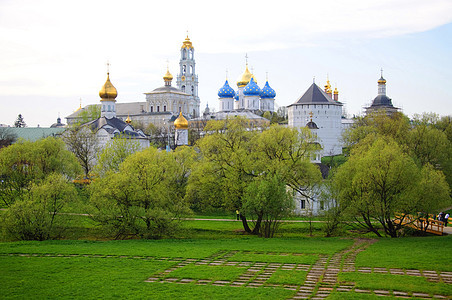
xmin=0 ymin=137 xmax=81 ymax=207
xmin=242 ymin=174 xmax=294 ymax=238
xmin=95 ymin=137 xmax=141 ymax=177
xmin=2 ymin=174 xmax=77 ymax=240
xmin=186 ymin=119 xmax=321 ymax=236
xmin=89 ymin=147 xmax=191 ymax=239
xmin=187 ymin=117 xmax=259 ymax=233
xmin=76 ymin=105 xmax=101 ymax=125
xmin=332 ymin=136 xmax=450 ymax=237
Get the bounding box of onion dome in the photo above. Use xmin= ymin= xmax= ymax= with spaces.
xmin=163 ymin=68 xmax=173 ymax=82
xmin=260 ymin=81 xmax=276 ymax=98
xmin=333 ymin=87 xmax=339 ymax=95
xmin=181 ymin=35 xmax=193 ymax=49
xmin=174 ymin=112 xmax=188 ymax=129
xmin=243 ymin=78 xmax=261 ymax=96
xmin=125 ymin=114 xmax=131 ymax=124
xmin=237 ymin=65 xmax=254 ymax=87
xmin=218 ymin=80 xmax=236 ymax=98
xmin=378 ymin=76 xmax=386 ymax=84
xmin=99 ymin=73 xmax=118 ymax=101
xmin=324 ymin=80 xmax=332 ymax=94
xmin=234 ymin=91 xmax=239 ymax=101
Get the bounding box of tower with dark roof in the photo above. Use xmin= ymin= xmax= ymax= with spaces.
xmin=365 ymin=70 xmax=399 ymax=116
xmin=287 ymin=81 xmax=343 ymax=156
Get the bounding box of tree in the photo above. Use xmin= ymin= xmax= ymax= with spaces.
xmin=0 ymin=127 xmax=17 ymax=148
xmin=187 ymin=117 xmax=260 ymax=234
xmin=186 ymin=119 xmax=321 ymax=236
xmin=342 ymin=111 xmax=410 ymax=149
xmin=0 ymin=137 xmax=81 ymax=207
xmin=95 ymin=136 xmax=141 ymax=177
xmin=76 ymin=105 xmax=101 ymax=125
xmin=332 ymin=136 xmax=450 ymax=237
xmin=14 ymin=114 xmax=26 ymax=128
xmin=89 ymin=147 xmax=191 ymax=239
xmin=242 ymin=174 xmax=294 ymax=238
xmin=2 ymin=174 xmax=77 ymax=241
xmin=63 ymin=126 xmax=100 ymax=177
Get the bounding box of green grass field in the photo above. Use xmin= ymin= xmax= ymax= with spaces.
xmin=1 ymin=236 xmax=451 ymax=299
xmin=1 ymin=212 xmax=452 ymax=299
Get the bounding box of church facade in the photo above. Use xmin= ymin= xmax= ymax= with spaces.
xmin=218 ymin=62 xmax=276 ymax=113
xmin=66 ymin=36 xmax=200 ymax=129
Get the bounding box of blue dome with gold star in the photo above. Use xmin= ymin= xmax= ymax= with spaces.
xmin=243 ymin=78 xmax=261 ymax=96
xmin=260 ymin=81 xmax=276 ymax=99
xmin=218 ymin=80 xmax=236 ymax=98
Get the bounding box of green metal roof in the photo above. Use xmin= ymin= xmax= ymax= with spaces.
xmin=8 ymin=127 xmax=66 ymax=142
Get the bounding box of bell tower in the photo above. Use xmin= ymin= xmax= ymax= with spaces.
xmin=176 ymin=34 xmax=200 ymax=117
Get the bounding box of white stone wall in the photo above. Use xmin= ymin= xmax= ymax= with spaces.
xmin=288 ymin=104 xmax=343 ymax=156
xmin=244 ymin=95 xmax=260 ymax=110
xmin=219 ymin=97 xmax=234 ymax=112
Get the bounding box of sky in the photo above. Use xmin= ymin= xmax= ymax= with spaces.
xmin=0 ymin=0 xmax=451 ymax=127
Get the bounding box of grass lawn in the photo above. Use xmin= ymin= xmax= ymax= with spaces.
xmin=338 ymin=272 xmax=452 ymax=296
xmin=227 ymin=252 xmax=319 ymax=264
xmin=0 ymin=237 xmax=353 ymax=258
xmin=167 ymin=264 xmax=247 ymax=281
xmin=355 ymin=235 xmax=452 ymax=271
xmin=267 ymin=269 xmax=308 ymax=285
xmin=1 ymin=215 xmax=451 ymax=299
xmin=0 ymin=256 xmax=293 ymax=299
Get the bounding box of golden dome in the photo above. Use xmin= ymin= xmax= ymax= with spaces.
xmin=237 ymin=65 xmax=255 ymax=87
xmin=324 ymin=80 xmax=332 ymax=93
xmin=174 ymin=112 xmax=188 ymax=129
xmin=378 ymin=77 xmax=386 ymax=84
xmin=163 ymin=68 xmax=173 ymax=82
xmin=333 ymin=87 xmax=339 ymax=95
xmin=181 ymin=35 xmax=193 ymax=49
xmin=125 ymin=114 xmax=131 ymax=124
xmin=99 ymin=73 xmax=117 ymax=101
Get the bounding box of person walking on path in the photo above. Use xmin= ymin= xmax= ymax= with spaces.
xmin=445 ymin=213 xmax=449 ymax=227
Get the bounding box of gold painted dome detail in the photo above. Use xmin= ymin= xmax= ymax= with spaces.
xmin=99 ymin=73 xmax=118 ymax=101
xmin=163 ymin=68 xmax=173 ymax=82
xmin=237 ymin=65 xmax=255 ymax=87
xmin=125 ymin=114 xmax=131 ymax=124
xmin=174 ymin=112 xmax=189 ymax=129
xmin=333 ymin=87 xmax=339 ymax=95
xmin=181 ymin=35 xmax=193 ymax=49
xmin=324 ymin=79 xmax=332 ymax=94
xmin=378 ymin=68 xmax=386 ymax=84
